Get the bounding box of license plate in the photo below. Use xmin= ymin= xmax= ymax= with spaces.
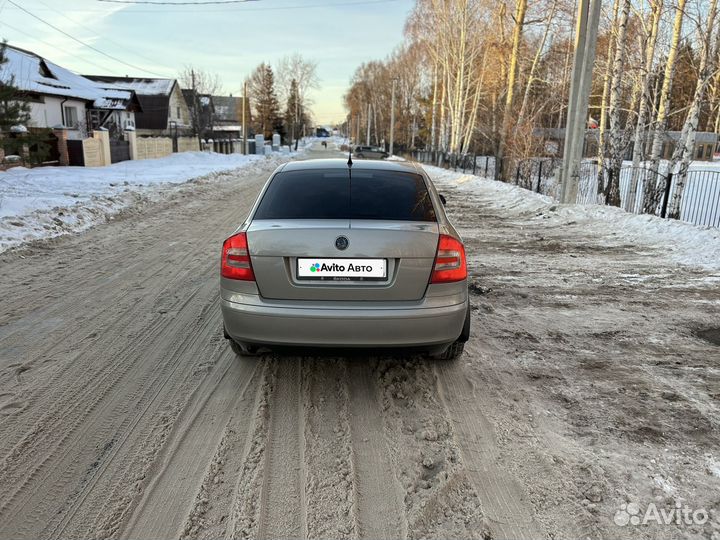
xmin=297 ymin=258 xmax=387 ymax=280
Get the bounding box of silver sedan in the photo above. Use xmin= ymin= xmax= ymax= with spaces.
xmin=220 ymin=159 xmax=469 ymax=360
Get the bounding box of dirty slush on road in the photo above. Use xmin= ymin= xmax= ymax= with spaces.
xmin=1 ymin=157 xmax=719 ymax=540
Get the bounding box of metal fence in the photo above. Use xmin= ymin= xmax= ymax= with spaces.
xmin=406 ymin=150 xmax=720 ymax=229
xmin=562 ymin=162 xmax=720 ymax=228
xmin=407 ymin=150 xmax=503 ymax=179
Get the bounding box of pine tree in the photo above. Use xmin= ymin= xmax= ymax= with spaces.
xmin=0 ymin=41 xmax=31 ymax=131
xmin=285 ymin=79 xmax=303 ymax=146
xmin=248 ymin=63 xmax=281 ymax=140
xmin=1 ymin=41 xmax=49 ymax=164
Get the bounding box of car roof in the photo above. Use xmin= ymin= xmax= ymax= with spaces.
xmin=281 ymin=158 xmax=420 ymax=173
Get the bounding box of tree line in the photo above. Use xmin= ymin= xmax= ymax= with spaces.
xmin=344 ymin=0 xmax=719 ymax=209
xmin=244 ymin=54 xmax=318 ymax=145
xmin=179 ymin=54 xmax=317 ymax=147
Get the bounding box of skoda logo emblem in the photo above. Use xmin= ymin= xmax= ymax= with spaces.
xmin=335 ymin=236 xmax=349 ymax=250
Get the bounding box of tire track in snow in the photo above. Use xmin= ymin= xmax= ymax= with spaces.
xmin=435 ymin=359 xmax=543 ymax=540
xmin=225 ymin=360 xmax=276 ymax=540
xmin=42 ymin=276 xmax=222 ymax=539
xmin=303 ymin=359 xmax=357 ymax=539
xmin=347 ymin=361 xmax=407 ymax=540
xmin=178 ymin=361 xmax=270 ymax=540
xmin=373 ymin=358 xmax=487 ymax=539
xmin=118 ymin=352 xmax=260 ymax=540
xmin=256 ymin=358 xmax=308 ymax=540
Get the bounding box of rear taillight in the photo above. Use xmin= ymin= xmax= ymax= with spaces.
xmin=430 ymin=234 xmax=467 ymax=283
xmin=221 ymin=232 xmax=255 ymax=281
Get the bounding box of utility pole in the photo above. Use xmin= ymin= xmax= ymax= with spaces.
xmin=389 ymin=79 xmax=396 ymax=156
xmin=294 ymin=92 xmax=299 ymax=151
xmin=559 ymin=0 xmax=601 ymax=203
xmin=366 ymin=103 xmax=371 ymax=146
xmin=191 ymin=69 xmax=200 ymax=145
xmin=242 ymin=81 xmax=247 ymax=155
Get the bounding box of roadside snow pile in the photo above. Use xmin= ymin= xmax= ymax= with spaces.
xmin=0 ymin=152 xmax=277 ymax=253
xmin=426 ymin=165 xmax=720 ymax=271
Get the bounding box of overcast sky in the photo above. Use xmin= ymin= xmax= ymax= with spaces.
xmin=0 ymin=0 xmax=414 ymax=124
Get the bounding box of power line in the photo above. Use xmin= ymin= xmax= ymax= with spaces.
xmin=0 ymin=22 xmax=110 ymax=73
xmin=4 ymin=0 xmax=400 ymax=12
xmin=33 ymin=0 xmax=172 ymax=75
xmin=7 ymin=0 xmax=169 ymax=78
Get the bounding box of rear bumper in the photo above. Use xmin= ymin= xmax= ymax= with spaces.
xmin=221 ymin=285 xmax=468 ymax=348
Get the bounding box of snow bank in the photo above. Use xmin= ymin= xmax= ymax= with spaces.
xmin=426 ymin=165 xmax=720 ymax=271
xmin=0 ymin=152 xmax=282 ymax=253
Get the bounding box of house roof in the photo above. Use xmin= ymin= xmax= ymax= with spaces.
xmin=85 ymin=76 xmax=176 ymax=96
xmin=0 ymin=45 xmax=136 ymax=110
xmin=86 ymin=76 xmax=182 ymax=130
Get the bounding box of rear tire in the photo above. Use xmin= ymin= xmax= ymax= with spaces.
xmin=459 ymin=303 xmax=471 ymax=342
xmin=228 ymin=339 xmax=259 ymax=357
xmin=434 ymin=341 xmax=465 ymax=361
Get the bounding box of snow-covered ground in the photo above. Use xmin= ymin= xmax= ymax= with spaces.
xmin=426 ymin=165 xmax=720 ymax=271
xmin=0 ymin=152 xmax=288 ymax=253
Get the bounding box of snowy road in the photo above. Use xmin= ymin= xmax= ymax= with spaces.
xmin=0 ymin=143 xmax=719 ymax=539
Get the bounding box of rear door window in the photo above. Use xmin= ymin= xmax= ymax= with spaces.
xmin=253 ymin=169 xmax=436 ymax=221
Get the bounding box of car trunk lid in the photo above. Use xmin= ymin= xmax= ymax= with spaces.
xmin=247 ymin=219 xmax=438 ymax=301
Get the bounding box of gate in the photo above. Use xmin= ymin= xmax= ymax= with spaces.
xmin=67 ymin=140 xmax=84 ymax=166
xmin=109 ymin=139 xmax=130 ymax=163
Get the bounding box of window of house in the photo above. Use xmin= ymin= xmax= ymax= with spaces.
xmin=177 ymin=106 xmax=181 ymax=118
xmin=696 ymin=145 xmax=704 ymax=159
xmin=64 ymin=106 xmax=79 ymax=128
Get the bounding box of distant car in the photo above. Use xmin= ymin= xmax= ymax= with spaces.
xmin=220 ymin=159 xmax=470 ymax=360
xmin=354 ymin=146 xmax=389 ymax=159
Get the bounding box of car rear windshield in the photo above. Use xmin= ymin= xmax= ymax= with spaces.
xmin=253 ymin=169 xmax=437 ymax=221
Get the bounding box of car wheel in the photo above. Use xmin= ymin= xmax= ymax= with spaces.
xmin=433 ymin=341 xmax=465 ymax=361
xmin=229 ymin=339 xmax=259 ymax=357
xmin=459 ymin=303 xmax=471 ymax=342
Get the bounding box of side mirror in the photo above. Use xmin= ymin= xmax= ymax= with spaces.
xmin=439 ymin=193 xmax=447 ymax=206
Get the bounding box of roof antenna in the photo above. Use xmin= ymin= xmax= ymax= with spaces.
xmin=347 ymin=141 xmax=353 ymax=168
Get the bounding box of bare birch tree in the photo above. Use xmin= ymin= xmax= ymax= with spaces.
xmin=596 ymin=0 xmax=621 ymax=199
xmin=275 ymin=53 xmax=319 ymax=127
xmin=643 ymin=0 xmax=688 ymax=213
xmin=604 ymin=0 xmax=633 ymax=206
xmin=666 ymin=0 xmax=720 ymax=217
xmin=625 ymin=0 xmax=663 ymax=212
xmin=496 ymin=0 xmax=528 ymax=178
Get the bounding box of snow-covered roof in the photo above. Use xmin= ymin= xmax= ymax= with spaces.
xmin=0 ymin=45 xmax=134 ymax=110
xmin=85 ymin=76 xmax=176 ymax=96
